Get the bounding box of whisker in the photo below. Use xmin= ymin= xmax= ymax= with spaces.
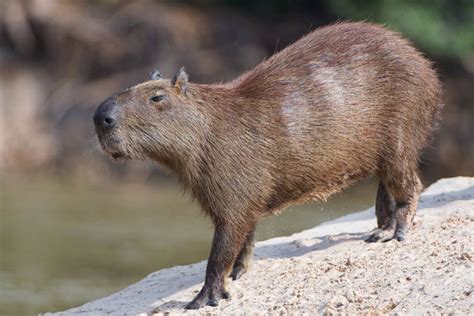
xmin=86 ymin=135 xmax=102 ymax=154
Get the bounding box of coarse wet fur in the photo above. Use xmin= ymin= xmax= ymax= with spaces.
xmin=93 ymin=22 xmax=443 ymax=309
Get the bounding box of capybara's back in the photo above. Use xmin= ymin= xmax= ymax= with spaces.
xmin=230 ymin=22 xmax=441 ymax=205
xmin=94 ymin=22 xmax=443 ymax=308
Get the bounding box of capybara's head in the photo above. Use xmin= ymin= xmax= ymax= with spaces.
xmin=94 ymin=68 xmax=207 ymax=163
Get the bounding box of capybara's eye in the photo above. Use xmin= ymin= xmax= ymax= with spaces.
xmin=150 ymin=95 xmax=165 ymax=103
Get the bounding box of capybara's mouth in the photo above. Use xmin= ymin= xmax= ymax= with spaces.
xmin=103 ymin=147 xmax=130 ymax=161
xmin=110 ymin=152 xmax=125 ymax=159
xmin=95 ymin=132 xmax=127 ymax=159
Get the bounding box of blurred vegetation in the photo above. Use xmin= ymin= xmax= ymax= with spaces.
xmin=188 ymin=0 xmax=474 ymax=62
xmin=326 ymin=0 xmax=474 ymax=63
xmin=0 ymin=0 xmax=472 ymax=181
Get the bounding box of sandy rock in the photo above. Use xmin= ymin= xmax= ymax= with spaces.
xmin=46 ymin=177 xmax=474 ymax=315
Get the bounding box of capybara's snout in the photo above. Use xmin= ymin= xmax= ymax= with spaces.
xmin=94 ymin=97 xmax=119 ymax=130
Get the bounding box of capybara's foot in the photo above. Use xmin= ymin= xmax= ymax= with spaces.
xmin=366 ymin=228 xmax=394 ymax=243
xmin=366 ymin=226 xmax=408 ymax=243
xmin=393 ymin=227 xmax=406 ymax=241
xmin=230 ymin=262 xmax=248 ymax=280
xmin=185 ymin=285 xmax=230 ymax=309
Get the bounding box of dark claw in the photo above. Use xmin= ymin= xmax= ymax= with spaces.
xmin=185 ymin=288 xmax=208 ymax=309
xmin=365 ymin=233 xmax=390 ymax=243
xmin=230 ymin=264 xmax=247 ymax=280
xmin=185 ymin=286 xmax=230 ymax=309
xmin=222 ymin=291 xmax=231 ymax=299
xmin=365 ymin=234 xmax=378 ymax=243
xmin=208 ymin=298 xmax=219 ymax=307
xmin=394 ymin=230 xmax=406 ymax=241
xmin=366 ymin=226 xmax=396 ymax=243
xmin=185 ymin=300 xmax=201 ymax=310
xmin=366 ymin=227 xmax=407 ymax=243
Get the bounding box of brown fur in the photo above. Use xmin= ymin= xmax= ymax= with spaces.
xmin=94 ymin=22 xmax=443 ymax=309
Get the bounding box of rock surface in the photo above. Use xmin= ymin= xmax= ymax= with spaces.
xmin=47 ymin=177 xmax=474 ymax=315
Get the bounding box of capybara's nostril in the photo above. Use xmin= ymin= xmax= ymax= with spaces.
xmin=94 ymin=97 xmax=119 ymax=129
xmin=104 ymin=116 xmax=116 ymax=127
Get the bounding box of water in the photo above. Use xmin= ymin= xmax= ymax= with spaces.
xmin=0 ymin=177 xmax=376 ymax=315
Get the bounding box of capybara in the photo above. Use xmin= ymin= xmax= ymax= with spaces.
xmin=93 ymin=22 xmax=442 ymax=309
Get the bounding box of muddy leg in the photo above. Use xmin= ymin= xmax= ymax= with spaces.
xmin=186 ymin=222 xmax=254 ymax=309
xmin=368 ymin=168 xmax=422 ymax=242
xmin=391 ymin=173 xmax=422 ymax=241
xmin=366 ymin=181 xmax=396 ymax=242
xmin=230 ymin=224 xmax=256 ymax=280
xmin=376 ymin=181 xmax=395 ymax=228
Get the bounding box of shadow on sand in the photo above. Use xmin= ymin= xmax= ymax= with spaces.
xmin=138 ymin=183 xmax=474 ymax=313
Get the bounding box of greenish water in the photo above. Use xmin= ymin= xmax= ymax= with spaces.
xmin=0 ymin=178 xmax=376 ymax=315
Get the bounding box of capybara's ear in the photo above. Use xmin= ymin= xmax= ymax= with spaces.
xmin=172 ymin=67 xmax=188 ymax=94
xmin=149 ymin=69 xmax=161 ymax=80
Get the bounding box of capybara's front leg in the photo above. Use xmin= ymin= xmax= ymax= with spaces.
xmin=186 ymin=222 xmax=252 ymax=309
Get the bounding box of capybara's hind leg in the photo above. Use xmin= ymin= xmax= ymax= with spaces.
xmin=230 ymin=224 xmax=256 ymax=280
xmin=366 ymin=181 xmax=396 ymax=242
xmin=378 ymin=168 xmax=422 ymax=242
xmin=391 ymin=172 xmax=422 ymax=241
xmin=375 ymin=181 xmax=395 ymax=228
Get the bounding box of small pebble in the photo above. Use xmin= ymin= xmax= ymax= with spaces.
xmin=345 ymin=289 xmax=356 ymax=303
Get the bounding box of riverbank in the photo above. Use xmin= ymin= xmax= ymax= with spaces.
xmin=47 ymin=177 xmax=473 ymax=315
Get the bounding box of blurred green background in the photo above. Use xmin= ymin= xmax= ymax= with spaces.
xmin=0 ymin=0 xmax=473 ymax=315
